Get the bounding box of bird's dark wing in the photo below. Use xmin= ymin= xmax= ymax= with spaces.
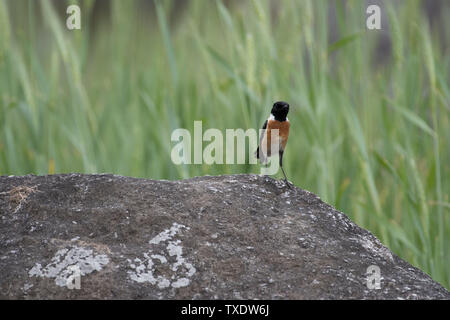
xmin=255 ymin=119 xmax=268 ymax=159
xmin=261 ymin=119 xmax=268 ymax=130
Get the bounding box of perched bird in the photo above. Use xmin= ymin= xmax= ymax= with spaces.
xmin=255 ymin=101 xmax=292 ymax=187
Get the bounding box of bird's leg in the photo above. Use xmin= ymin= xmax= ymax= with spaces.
xmin=281 ymin=166 xmax=292 ymax=189
xmin=279 ymin=150 xmax=292 ymax=189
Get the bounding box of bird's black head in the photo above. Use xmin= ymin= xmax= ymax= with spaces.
xmin=271 ymin=101 xmax=290 ymax=121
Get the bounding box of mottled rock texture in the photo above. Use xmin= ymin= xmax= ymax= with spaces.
xmin=0 ymin=174 xmax=448 ymax=299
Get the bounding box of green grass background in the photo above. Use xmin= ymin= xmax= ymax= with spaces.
xmin=0 ymin=0 xmax=448 ymax=289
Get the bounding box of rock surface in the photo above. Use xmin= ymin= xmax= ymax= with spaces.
xmin=0 ymin=174 xmax=448 ymax=299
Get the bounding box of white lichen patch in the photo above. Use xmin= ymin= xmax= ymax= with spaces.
xmin=172 ymin=278 xmax=190 ymax=288
xmin=207 ymin=186 xmax=221 ymax=193
xmin=23 ymin=283 xmax=33 ymax=292
xmin=127 ymin=222 xmax=196 ymax=289
xmin=353 ymin=235 xmax=394 ymax=262
xmin=149 ymin=223 xmax=185 ymax=245
xmin=28 ymin=245 xmax=109 ymax=287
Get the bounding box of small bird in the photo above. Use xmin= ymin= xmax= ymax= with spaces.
xmin=255 ymin=101 xmax=292 ymax=188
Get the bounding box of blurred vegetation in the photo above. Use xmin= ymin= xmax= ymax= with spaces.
xmin=0 ymin=0 xmax=448 ymax=289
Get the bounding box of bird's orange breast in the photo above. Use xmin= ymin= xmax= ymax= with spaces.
xmin=265 ymin=119 xmax=290 ymax=151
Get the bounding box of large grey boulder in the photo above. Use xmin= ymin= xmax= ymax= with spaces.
xmin=0 ymin=174 xmax=448 ymax=299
